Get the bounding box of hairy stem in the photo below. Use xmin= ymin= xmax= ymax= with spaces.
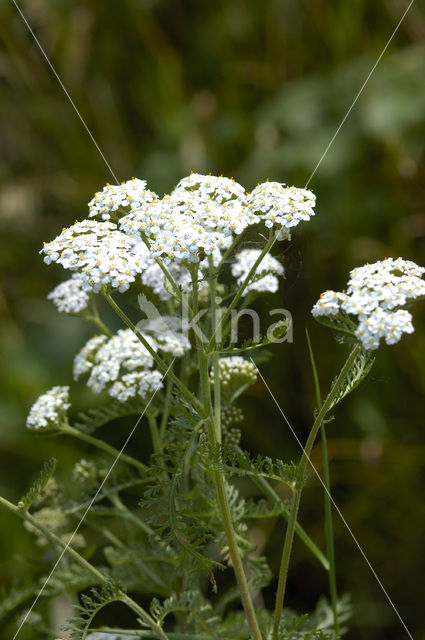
xmin=272 ymin=344 xmax=361 ymax=638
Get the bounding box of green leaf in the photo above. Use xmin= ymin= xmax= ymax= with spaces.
xmin=329 ymin=349 xmax=375 ymax=410
xmin=18 ymin=458 xmax=57 ymax=512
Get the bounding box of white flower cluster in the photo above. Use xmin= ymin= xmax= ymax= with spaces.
xmin=41 ymin=220 xmax=149 ymax=293
xmin=221 ymin=405 xmax=244 ymax=446
xmin=109 ymin=370 xmax=164 ymax=402
xmin=312 ymin=257 xmax=425 ymax=350
xmin=213 ymin=357 xmax=258 ymax=396
xmin=26 ymin=386 xmax=70 ymax=431
xmin=231 ymin=249 xmax=284 ymax=295
xmin=42 ymin=174 xmax=315 ymax=300
xmin=246 ymin=182 xmax=315 ymax=236
xmin=73 ymin=329 xmax=156 ymax=394
xmin=47 ymin=274 xmax=90 ymax=314
xmin=88 ymin=178 xmax=158 ymax=220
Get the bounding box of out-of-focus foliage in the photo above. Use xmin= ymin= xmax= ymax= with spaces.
xmin=0 ymin=1 xmax=424 ymax=639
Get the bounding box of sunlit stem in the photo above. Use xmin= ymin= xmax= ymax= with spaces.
xmin=272 ymin=344 xmax=361 ymax=639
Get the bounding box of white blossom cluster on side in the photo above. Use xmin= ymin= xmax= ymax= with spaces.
xmin=41 ymin=220 xmax=150 ymax=293
xmin=213 ymin=356 xmax=258 ymax=389
xmin=231 ymin=249 xmax=284 ymax=295
xmin=73 ymin=325 xmax=188 ymax=401
xmin=246 ymin=182 xmax=316 ymax=235
xmin=26 ymin=386 xmax=70 ymax=431
xmin=47 ymin=274 xmax=90 ymax=314
xmin=88 ymin=178 xmax=158 ymax=220
xmin=73 ymin=329 xmax=156 ymax=397
xmin=312 ymin=257 xmax=425 ymax=350
xmin=41 ymin=173 xmax=315 ymax=304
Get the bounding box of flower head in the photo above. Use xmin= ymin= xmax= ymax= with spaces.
xmin=246 ymin=182 xmax=315 ymax=236
xmin=47 ymin=274 xmax=90 ymax=314
xmin=26 ymin=386 xmax=70 ymax=431
xmin=312 ymin=257 xmax=425 ymax=350
xmin=88 ymin=178 xmax=158 ymax=220
xmin=41 ymin=220 xmax=149 ymax=293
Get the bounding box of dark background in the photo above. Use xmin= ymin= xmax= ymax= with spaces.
xmin=1 ymin=1 xmax=424 ymax=638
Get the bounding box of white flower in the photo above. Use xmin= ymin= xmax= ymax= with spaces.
xmin=312 ymin=257 xmax=425 ymax=350
xmin=246 ymin=182 xmax=315 ymax=234
xmin=109 ymin=370 xmax=163 ymax=401
xmin=47 ymin=274 xmax=90 ymax=314
xmin=88 ymin=178 xmax=158 ymax=220
xmin=311 ymin=290 xmax=350 ymax=317
xmin=41 ymin=220 xmax=150 ymax=293
xmin=73 ymin=334 xmax=109 ymax=379
xmin=26 ymin=386 xmax=70 ymax=431
xmin=73 ymin=329 xmax=173 ymax=401
xmin=231 ymin=249 xmax=284 ymax=295
xmin=213 ymin=357 xmax=258 ymax=398
xmin=83 ymin=329 xmax=155 ymax=394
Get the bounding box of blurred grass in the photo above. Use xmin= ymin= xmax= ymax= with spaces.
xmin=1 ymin=1 xmax=425 ymax=638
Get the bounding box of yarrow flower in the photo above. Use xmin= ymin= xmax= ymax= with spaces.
xmin=26 ymin=386 xmax=70 ymax=431
xmin=88 ymin=178 xmax=158 ymax=220
xmin=73 ymin=329 xmax=156 ymax=395
xmin=42 ymin=174 xmax=315 ymax=298
xmin=312 ymin=257 xmax=425 ymax=350
xmin=246 ymin=182 xmax=315 ymax=237
xmin=41 ymin=220 xmax=149 ymax=293
xmin=231 ymin=249 xmax=284 ymax=295
xmin=212 ymin=356 xmax=258 ymax=401
xmin=47 ymin=274 xmax=90 ymax=314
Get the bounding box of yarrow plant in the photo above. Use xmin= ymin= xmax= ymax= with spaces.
xmin=0 ymin=172 xmax=422 ymax=640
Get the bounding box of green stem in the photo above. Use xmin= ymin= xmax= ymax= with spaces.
xmin=272 ymin=344 xmax=361 ymax=638
xmin=148 ymin=414 xmax=163 ymax=455
xmin=206 ymin=231 xmax=275 ymax=352
xmin=103 ymin=291 xmax=204 ymax=416
xmin=60 ymin=424 xmax=148 ymax=474
xmin=159 ymin=377 xmax=174 ymax=439
xmin=252 ymin=475 xmax=329 ymax=571
xmin=192 ymin=268 xmax=262 ymax=640
xmin=306 ymin=330 xmax=339 ymax=633
xmin=214 ymin=233 xmax=244 ymax=274
xmin=0 ymin=495 xmax=169 ymax=640
xmin=84 ymin=298 xmax=114 ymax=337
xmin=208 ymin=256 xmax=221 ymax=443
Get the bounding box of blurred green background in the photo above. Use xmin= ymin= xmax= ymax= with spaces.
xmin=1 ymin=1 xmax=424 ymax=638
